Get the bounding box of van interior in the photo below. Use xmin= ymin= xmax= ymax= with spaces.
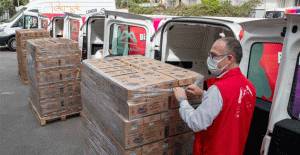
xmin=53 ymin=18 xmax=64 ymax=38
xmin=107 ymin=21 xmax=235 ymax=80
xmin=161 ymin=22 xmax=235 ymax=80
xmin=87 ymin=18 xmax=105 ymax=59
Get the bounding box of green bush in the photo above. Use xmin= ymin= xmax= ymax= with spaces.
xmin=118 ymin=0 xmax=260 ymax=17
xmin=163 ymin=0 xmax=260 ymax=17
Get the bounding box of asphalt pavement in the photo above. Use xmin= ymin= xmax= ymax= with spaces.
xmin=0 ymin=46 xmax=84 ymax=155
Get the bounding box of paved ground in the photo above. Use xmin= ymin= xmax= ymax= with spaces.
xmin=0 ymin=46 xmax=84 ymax=155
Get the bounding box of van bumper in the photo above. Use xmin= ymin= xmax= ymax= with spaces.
xmin=0 ymin=36 xmax=9 ymax=46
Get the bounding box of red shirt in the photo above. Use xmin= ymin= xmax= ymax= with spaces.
xmin=193 ymin=68 xmax=256 ymax=155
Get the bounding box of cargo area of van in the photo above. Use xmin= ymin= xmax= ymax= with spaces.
xmin=52 ymin=17 xmax=64 ymax=38
xmin=86 ymin=17 xmax=105 ymax=59
xmin=158 ymin=21 xmax=235 ymax=80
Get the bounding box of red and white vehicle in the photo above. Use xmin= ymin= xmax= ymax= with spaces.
xmin=263 ymin=7 xmax=300 ymax=18
xmin=98 ymin=11 xmax=300 ymax=154
xmin=0 ymin=0 xmax=116 ymax=51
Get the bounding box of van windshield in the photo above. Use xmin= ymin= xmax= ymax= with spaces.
xmin=265 ymin=11 xmax=285 ymax=18
xmin=6 ymin=7 xmax=27 ymax=23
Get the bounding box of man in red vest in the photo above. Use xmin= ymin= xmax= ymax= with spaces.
xmin=173 ymin=37 xmax=256 ymax=155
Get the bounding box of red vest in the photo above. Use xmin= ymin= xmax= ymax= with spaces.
xmin=193 ymin=68 xmax=256 ymax=155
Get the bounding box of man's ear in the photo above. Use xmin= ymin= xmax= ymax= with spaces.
xmin=228 ymin=54 xmax=235 ymax=64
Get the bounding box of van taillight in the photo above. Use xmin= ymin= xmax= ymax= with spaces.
xmin=239 ymin=29 xmax=244 ymax=41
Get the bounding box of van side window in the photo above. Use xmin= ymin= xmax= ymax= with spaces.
xmin=12 ymin=16 xmax=23 ymax=27
xmin=108 ymin=24 xmax=146 ymax=56
xmin=24 ymin=16 xmax=38 ymax=29
xmin=288 ymin=54 xmax=300 ymax=119
xmin=247 ymin=43 xmax=283 ymax=102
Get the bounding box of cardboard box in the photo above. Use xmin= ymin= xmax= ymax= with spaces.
xmin=26 ymin=37 xmax=82 ymax=120
xmin=26 ymin=38 xmax=79 ymax=53
xmin=82 ymin=85 xmax=166 ymax=150
xmin=81 ymin=56 xmax=204 ymax=154
xmin=34 ymin=64 xmax=81 ymax=83
xmin=16 ymin=29 xmax=51 ymax=83
xmin=33 ymin=50 xmax=82 ymax=68
xmin=37 ymin=79 xmax=81 ymax=98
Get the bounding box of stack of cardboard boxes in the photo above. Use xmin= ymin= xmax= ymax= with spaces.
xmin=26 ymin=38 xmax=82 ymax=126
xmin=82 ymin=55 xmax=204 ymax=154
xmin=16 ymin=29 xmax=51 ymax=84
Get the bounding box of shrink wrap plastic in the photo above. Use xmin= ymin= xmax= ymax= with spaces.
xmin=26 ymin=38 xmax=82 ymax=117
xmin=16 ymin=29 xmax=51 ymax=82
xmin=82 ymin=55 xmax=204 ymax=154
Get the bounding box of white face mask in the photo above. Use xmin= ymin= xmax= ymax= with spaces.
xmin=207 ymin=55 xmax=229 ymax=76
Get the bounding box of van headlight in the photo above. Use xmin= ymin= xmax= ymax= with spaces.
xmin=0 ymin=26 xmax=7 ymax=32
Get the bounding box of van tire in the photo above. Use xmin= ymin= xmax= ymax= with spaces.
xmin=8 ymin=37 xmax=16 ymax=52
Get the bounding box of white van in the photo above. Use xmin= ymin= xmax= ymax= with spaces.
xmin=264 ymin=7 xmax=300 ymax=18
xmin=0 ymin=0 xmax=116 ymax=51
xmin=100 ymin=11 xmax=300 ymax=154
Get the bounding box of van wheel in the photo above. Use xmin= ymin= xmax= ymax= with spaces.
xmin=8 ymin=37 xmax=16 ymax=52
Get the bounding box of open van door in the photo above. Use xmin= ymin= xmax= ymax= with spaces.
xmin=82 ymin=14 xmax=105 ymax=60
xmin=38 ymin=14 xmax=50 ymax=30
xmin=103 ymin=11 xmax=155 ymax=58
xmin=239 ymin=18 xmax=287 ymax=154
xmin=51 ymin=15 xmax=65 ymax=38
xmin=251 ymin=14 xmax=300 ymax=155
xmin=63 ymin=12 xmax=82 ymax=42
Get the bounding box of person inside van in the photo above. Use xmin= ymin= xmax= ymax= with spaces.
xmin=173 ymin=37 xmax=257 ymax=155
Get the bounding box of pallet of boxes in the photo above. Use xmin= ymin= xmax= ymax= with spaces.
xmin=16 ymin=29 xmax=51 ymax=85
xmin=82 ymin=55 xmax=204 ymax=155
xmin=26 ymin=38 xmax=82 ymax=126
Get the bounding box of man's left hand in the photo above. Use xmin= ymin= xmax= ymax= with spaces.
xmin=173 ymin=87 xmax=187 ymax=100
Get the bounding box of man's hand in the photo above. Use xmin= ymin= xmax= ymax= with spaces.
xmin=186 ymin=84 xmax=204 ymax=97
xmin=173 ymin=87 xmax=187 ymax=100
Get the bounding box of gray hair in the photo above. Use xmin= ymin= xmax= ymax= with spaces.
xmin=218 ymin=37 xmax=243 ymax=65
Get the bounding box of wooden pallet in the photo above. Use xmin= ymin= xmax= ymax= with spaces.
xmin=29 ymin=99 xmax=82 ymax=126
xmin=18 ymin=71 xmax=28 ymax=85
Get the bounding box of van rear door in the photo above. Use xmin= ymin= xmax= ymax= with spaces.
xmin=246 ymin=14 xmax=300 ymax=155
xmin=63 ymin=12 xmax=82 ymax=42
xmin=38 ymin=14 xmax=50 ymax=30
xmin=103 ymin=11 xmax=155 ymax=58
xmin=239 ymin=18 xmax=287 ymax=154
xmin=84 ymin=15 xmax=105 ymax=60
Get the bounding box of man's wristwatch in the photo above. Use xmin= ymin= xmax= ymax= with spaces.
xmin=177 ymin=97 xmax=187 ymax=103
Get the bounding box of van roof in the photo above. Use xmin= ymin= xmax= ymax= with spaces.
xmin=169 ymin=16 xmax=262 ymax=24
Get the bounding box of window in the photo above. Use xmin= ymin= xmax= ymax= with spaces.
xmin=24 ymin=16 xmax=38 ymax=29
xmin=28 ymin=9 xmax=39 ymax=13
xmin=265 ymin=11 xmax=285 ymax=18
xmin=108 ymin=24 xmax=147 ymax=56
xmin=247 ymin=43 xmax=283 ymax=102
xmin=12 ymin=16 xmax=23 ymax=27
xmin=288 ymin=54 xmax=300 ymax=119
